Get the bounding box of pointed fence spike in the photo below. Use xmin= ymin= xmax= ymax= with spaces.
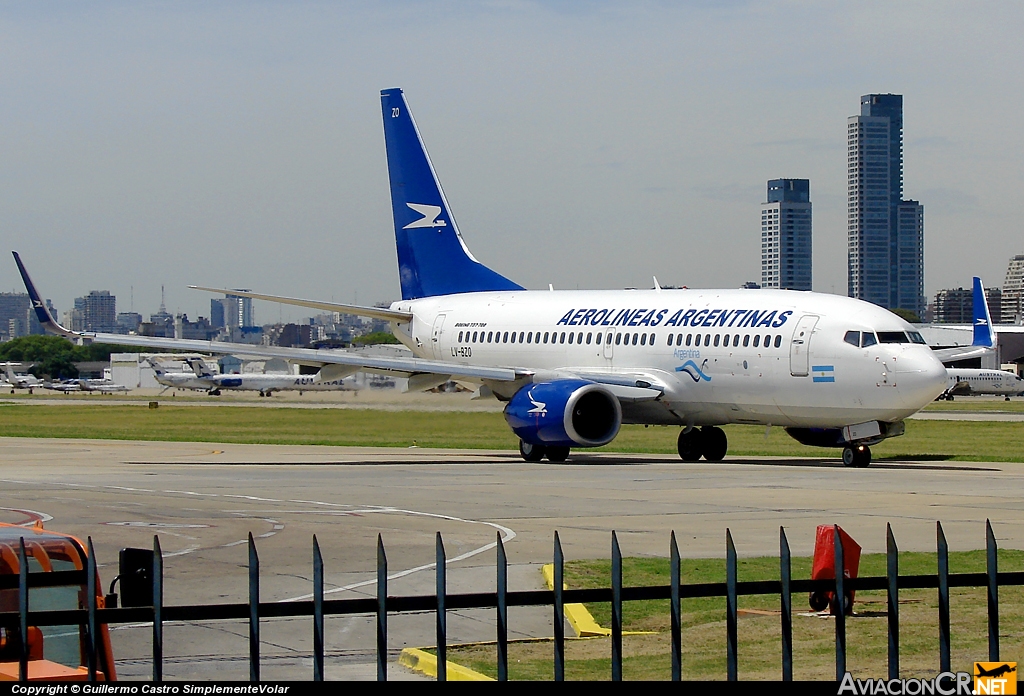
xmin=313 ymin=535 xmax=324 ymax=682
xmin=780 ymin=527 xmax=792 ymax=681
xmin=248 ymin=532 xmax=260 ymax=683
xmin=670 ymin=530 xmax=681 ymax=682
xmin=377 ymin=534 xmax=388 ymax=681
xmin=611 ymin=531 xmax=623 ymax=682
xmin=886 ymin=523 xmax=899 ymax=680
xmin=937 ymin=521 xmax=950 ymax=672
xmin=153 ymin=535 xmax=164 ymax=682
xmin=87 ymin=537 xmax=98 ymax=682
xmin=436 ymin=532 xmax=447 ymax=682
xmin=726 ymin=529 xmax=737 ymax=681
xmin=834 ymin=525 xmax=846 ymax=681
xmin=553 ymin=531 xmax=564 ymax=682
xmin=497 ymin=532 xmax=508 ymax=681
xmin=986 ymin=519 xmax=999 ymax=661
xmin=18 ymin=538 xmax=28 ymax=683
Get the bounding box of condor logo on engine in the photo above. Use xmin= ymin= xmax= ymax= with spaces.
xmin=527 ymin=391 xmax=547 ymax=415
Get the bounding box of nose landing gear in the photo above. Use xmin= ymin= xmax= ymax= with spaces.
xmin=842 ymin=444 xmax=871 ymax=467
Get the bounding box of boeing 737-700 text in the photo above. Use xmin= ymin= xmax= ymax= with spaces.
xmin=14 ymin=88 xmax=989 ymax=466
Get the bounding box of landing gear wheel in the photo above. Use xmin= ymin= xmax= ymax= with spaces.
xmin=546 ymin=446 xmax=570 ymax=462
xmin=519 ymin=440 xmax=546 ymax=462
xmin=677 ymin=429 xmax=704 ymax=462
xmin=809 ymin=591 xmax=829 ymax=612
xmin=209 ymin=389 xmax=221 ymax=396
xmin=701 ymin=426 xmax=728 ymax=461
xmin=1006 ymin=396 xmax=1012 ymax=402
xmin=842 ymin=445 xmax=871 ymax=468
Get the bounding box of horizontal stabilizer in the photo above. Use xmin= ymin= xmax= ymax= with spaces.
xmin=188 ymin=286 xmax=413 ymax=323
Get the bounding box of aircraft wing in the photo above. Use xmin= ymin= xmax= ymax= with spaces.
xmin=13 ymin=251 xmax=517 ymax=383
xmin=188 ymin=286 xmax=413 ymax=323
xmin=85 ymin=333 xmax=519 ymax=381
xmin=12 ymin=249 xmax=516 ymax=380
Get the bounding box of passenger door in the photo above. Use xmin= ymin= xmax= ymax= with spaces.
xmin=789 ymin=314 xmax=819 ymax=377
xmin=430 ymin=314 xmax=447 ymax=360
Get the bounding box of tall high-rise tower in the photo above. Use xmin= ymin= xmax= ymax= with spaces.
xmin=760 ymin=179 xmax=812 ymax=290
xmin=847 ymin=94 xmax=925 ymax=317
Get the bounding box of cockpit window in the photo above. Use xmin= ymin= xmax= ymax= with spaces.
xmin=861 ymin=332 xmax=878 ymax=347
xmin=844 ymin=331 xmax=860 ymax=347
xmin=908 ymin=331 xmax=927 ymax=345
xmin=878 ymin=331 xmax=909 ymax=344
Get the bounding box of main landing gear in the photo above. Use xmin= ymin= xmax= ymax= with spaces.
xmin=677 ymin=426 xmax=728 ymax=462
xmin=842 ymin=444 xmax=871 ymax=467
xmin=518 ymin=440 xmax=570 ymax=463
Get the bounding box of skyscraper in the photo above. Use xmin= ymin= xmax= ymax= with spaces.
xmin=760 ymin=179 xmax=812 ymax=290
xmin=847 ymin=94 xmax=925 ymax=317
xmin=75 ymin=290 xmax=116 ymax=333
xmin=1001 ymin=254 xmax=1024 ymax=325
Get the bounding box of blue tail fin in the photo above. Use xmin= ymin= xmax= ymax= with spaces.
xmin=972 ymin=276 xmax=994 ymax=347
xmin=381 ymin=88 xmax=523 ymax=300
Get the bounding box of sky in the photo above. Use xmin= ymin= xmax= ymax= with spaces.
xmin=2 ymin=1 xmax=1022 ymax=323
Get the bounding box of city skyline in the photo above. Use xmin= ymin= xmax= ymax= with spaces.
xmin=2 ymin=3 xmax=1022 ymax=321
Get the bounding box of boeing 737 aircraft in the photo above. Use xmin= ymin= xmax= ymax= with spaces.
xmin=13 ymin=88 xmax=989 ymax=466
xmin=940 ymin=368 xmax=1024 ymax=401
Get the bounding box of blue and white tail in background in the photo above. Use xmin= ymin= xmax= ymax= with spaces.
xmin=381 ymin=88 xmax=523 ymax=301
xmin=972 ymin=276 xmax=995 ymax=348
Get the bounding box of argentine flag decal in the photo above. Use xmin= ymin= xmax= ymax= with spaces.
xmin=812 ymin=365 xmax=835 ymax=383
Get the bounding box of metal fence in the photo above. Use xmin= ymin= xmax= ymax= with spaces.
xmin=2 ymin=520 xmax=1022 ymax=682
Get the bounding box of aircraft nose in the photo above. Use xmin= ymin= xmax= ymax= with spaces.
xmin=896 ymin=348 xmax=947 ymax=408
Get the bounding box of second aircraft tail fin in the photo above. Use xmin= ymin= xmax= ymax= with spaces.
xmin=972 ymin=276 xmax=995 ymax=348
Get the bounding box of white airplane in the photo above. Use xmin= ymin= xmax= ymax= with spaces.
xmin=149 ymin=358 xmax=217 ymax=393
xmin=74 ymin=378 xmax=131 ymax=394
xmin=3 ymin=364 xmax=44 ymax=393
xmin=43 ymin=380 xmax=81 ymax=393
xmin=940 ymin=368 xmax=1024 ymax=401
xmin=13 ymin=88 xmax=988 ymax=467
xmin=151 ymin=358 xmax=359 ymax=397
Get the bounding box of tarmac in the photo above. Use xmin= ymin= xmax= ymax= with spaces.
xmin=1 ymin=436 xmax=1022 ymax=680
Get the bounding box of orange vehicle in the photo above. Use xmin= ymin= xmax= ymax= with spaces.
xmin=0 ymin=522 xmax=117 ymax=681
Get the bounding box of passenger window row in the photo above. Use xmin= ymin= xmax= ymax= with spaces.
xmin=454 ymin=329 xmax=784 ymax=349
xmin=455 ymin=330 xmax=657 ymax=346
xmin=667 ymin=333 xmax=783 ymax=349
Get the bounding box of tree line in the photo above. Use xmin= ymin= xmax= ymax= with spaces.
xmin=0 ymin=335 xmax=149 ymax=380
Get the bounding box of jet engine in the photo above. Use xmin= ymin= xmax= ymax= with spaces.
xmin=503 ymin=380 xmax=621 ymax=447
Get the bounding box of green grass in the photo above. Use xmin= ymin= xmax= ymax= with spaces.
xmin=445 ymin=551 xmax=1024 ymax=680
xmin=0 ymin=403 xmax=1024 ymax=462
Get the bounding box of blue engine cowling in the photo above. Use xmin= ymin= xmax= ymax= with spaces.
xmin=503 ymin=380 xmax=622 ymax=448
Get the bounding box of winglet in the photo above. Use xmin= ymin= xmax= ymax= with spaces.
xmin=972 ymin=276 xmax=995 ymax=348
xmin=11 ymin=252 xmax=80 ymax=338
